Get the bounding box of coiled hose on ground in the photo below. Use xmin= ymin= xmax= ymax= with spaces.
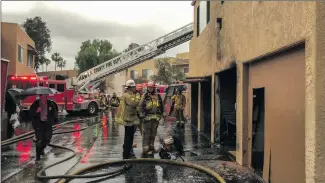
xmin=1 ymin=117 xmax=226 ymax=183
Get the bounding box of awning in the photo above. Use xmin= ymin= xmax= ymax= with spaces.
xmin=1 ymin=58 xmax=9 ymax=62
xmin=182 ymin=76 xmax=209 ymax=83
xmin=27 ymin=44 xmax=39 ymax=55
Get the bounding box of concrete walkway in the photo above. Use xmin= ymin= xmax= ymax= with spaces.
xmin=2 ymin=116 xmax=262 ymax=183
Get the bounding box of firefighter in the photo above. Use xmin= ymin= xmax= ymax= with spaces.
xmin=131 ymin=84 xmax=143 ymax=149
xmin=139 ymin=81 xmax=165 ymax=156
xmin=122 ymin=80 xmax=141 ymax=159
xmin=110 ymin=92 xmax=120 ymax=121
xmin=99 ymin=91 xmax=109 ymax=116
xmin=171 ymin=88 xmax=186 ymax=128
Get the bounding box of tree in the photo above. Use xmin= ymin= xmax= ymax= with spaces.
xmin=51 ymin=52 xmax=63 ymax=71
xmin=150 ymin=57 xmax=186 ymax=85
xmin=122 ymin=43 xmax=144 ymax=57
xmin=75 ymin=39 xmax=119 ymax=74
xmin=21 ymin=16 xmax=52 ymax=70
xmin=39 ymin=56 xmax=51 ymax=72
xmin=57 ymin=59 xmax=67 ymax=71
xmin=44 ymin=58 xmax=51 ymax=72
xmin=123 ymin=43 xmax=139 ymax=52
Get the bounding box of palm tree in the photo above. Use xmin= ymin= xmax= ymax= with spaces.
xmin=51 ymin=52 xmax=63 ymax=71
xmin=58 ymin=59 xmax=67 ymax=71
xmin=45 ymin=58 xmax=51 ymax=71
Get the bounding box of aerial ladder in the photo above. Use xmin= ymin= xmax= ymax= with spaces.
xmin=69 ymin=23 xmax=193 ymax=115
xmin=72 ymin=22 xmax=194 ymax=92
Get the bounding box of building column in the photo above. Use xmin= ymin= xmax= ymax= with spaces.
xmin=306 ymin=2 xmax=325 ymax=183
xmin=210 ymin=75 xmax=215 ymax=143
xmin=236 ymin=62 xmax=249 ymax=166
xmin=198 ymin=82 xmax=204 ymax=132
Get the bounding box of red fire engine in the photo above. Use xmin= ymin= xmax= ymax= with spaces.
xmin=7 ymin=74 xmax=98 ymax=116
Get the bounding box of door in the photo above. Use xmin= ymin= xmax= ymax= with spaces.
xmin=56 ymin=83 xmax=67 ymax=111
xmin=251 ymin=88 xmax=265 ymax=176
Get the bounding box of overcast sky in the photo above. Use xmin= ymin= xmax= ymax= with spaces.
xmin=2 ymin=1 xmax=193 ymax=72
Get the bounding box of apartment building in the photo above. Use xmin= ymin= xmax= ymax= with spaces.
xmin=186 ymin=1 xmax=325 ymax=183
xmin=1 ymin=22 xmax=38 ymax=76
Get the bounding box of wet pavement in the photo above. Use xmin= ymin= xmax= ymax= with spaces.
xmin=1 ymin=114 xmax=262 ymax=183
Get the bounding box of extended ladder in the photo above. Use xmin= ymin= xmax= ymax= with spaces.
xmin=77 ymin=22 xmax=193 ymax=92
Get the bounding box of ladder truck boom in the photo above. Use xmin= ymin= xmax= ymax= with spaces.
xmin=74 ymin=22 xmax=193 ymax=92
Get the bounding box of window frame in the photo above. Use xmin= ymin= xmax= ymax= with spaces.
xmin=130 ymin=70 xmax=139 ymax=79
xmin=196 ymin=1 xmax=211 ymax=37
xmin=18 ymin=45 xmax=24 ymax=63
xmin=57 ymin=84 xmax=65 ymax=92
xmin=27 ymin=51 xmax=33 ymax=67
xmin=184 ymin=67 xmax=189 ymax=74
xmin=49 ymin=83 xmax=56 ymax=89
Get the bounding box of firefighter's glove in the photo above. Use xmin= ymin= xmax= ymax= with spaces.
xmin=135 ymin=93 xmax=141 ymax=100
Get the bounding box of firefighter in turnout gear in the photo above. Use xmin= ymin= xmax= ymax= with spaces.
xmin=110 ymin=92 xmax=120 ymax=121
xmin=100 ymin=91 xmax=109 ymax=116
xmin=139 ymin=81 xmax=165 ymax=156
xmin=122 ymin=80 xmax=141 ymax=159
xmin=171 ymin=88 xmax=186 ymax=128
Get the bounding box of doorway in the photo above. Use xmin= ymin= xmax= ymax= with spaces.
xmin=251 ymin=88 xmax=265 ymax=176
xmin=200 ymin=77 xmax=212 ymax=136
xmin=191 ymin=83 xmax=199 ymax=127
xmin=218 ymin=67 xmax=237 ymax=148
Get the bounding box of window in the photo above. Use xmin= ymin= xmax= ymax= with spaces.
xmin=130 ymin=70 xmax=138 ymax=79
xmin=184 ymin=67 xmax=189 ymax=74
xmin=197 ymin=1 xmax=210 ymax=36
xmin=142 ymin=69 xmax=153 ymax=79
xmin=49 ymin=84 xmax=56 ymax=89
xmin=27 ymin=52 xmax=33 ymax=67
xmin=57 ymin=84 xmax=65 ymax=92
xmin=18 ymin=45 xmax=24 ymax=62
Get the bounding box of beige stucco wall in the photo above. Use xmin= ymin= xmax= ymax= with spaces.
xmin=125 ymin=56 xmax=187 ymax=80
xmin=1 ymin=22 xmax=36 ymax=75
xmin=126 ymin=58 xmax=158 ymax=79
xmin=189 ymin=1 xmax=325 ymax=182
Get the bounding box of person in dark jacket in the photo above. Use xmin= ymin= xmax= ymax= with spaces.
xmin=29 ymin=94 xmax=59 ymax=162
xmin=4 ymin=92 xmax=17 ymax=139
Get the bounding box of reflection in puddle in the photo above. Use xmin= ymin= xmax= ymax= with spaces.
xmin=15 ymin=139 xmax=32 ymax=164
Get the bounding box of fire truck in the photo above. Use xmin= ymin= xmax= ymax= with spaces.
xmin=7 ymin=75 xmax=99 ymax=116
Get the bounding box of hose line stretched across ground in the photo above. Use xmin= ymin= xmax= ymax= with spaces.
xmin=2 ymin=117 xmax=130 ymax=180
xmin=1 ymin=117 xmax=226 ymax=183
xmin=57 ymin=158 xmax=226 ymax=183
xmin=1 ymin=117 xmax=96 ymax=146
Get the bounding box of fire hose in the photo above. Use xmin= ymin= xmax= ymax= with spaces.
xmin=1 ymin=118 xmax=226 ymax=183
